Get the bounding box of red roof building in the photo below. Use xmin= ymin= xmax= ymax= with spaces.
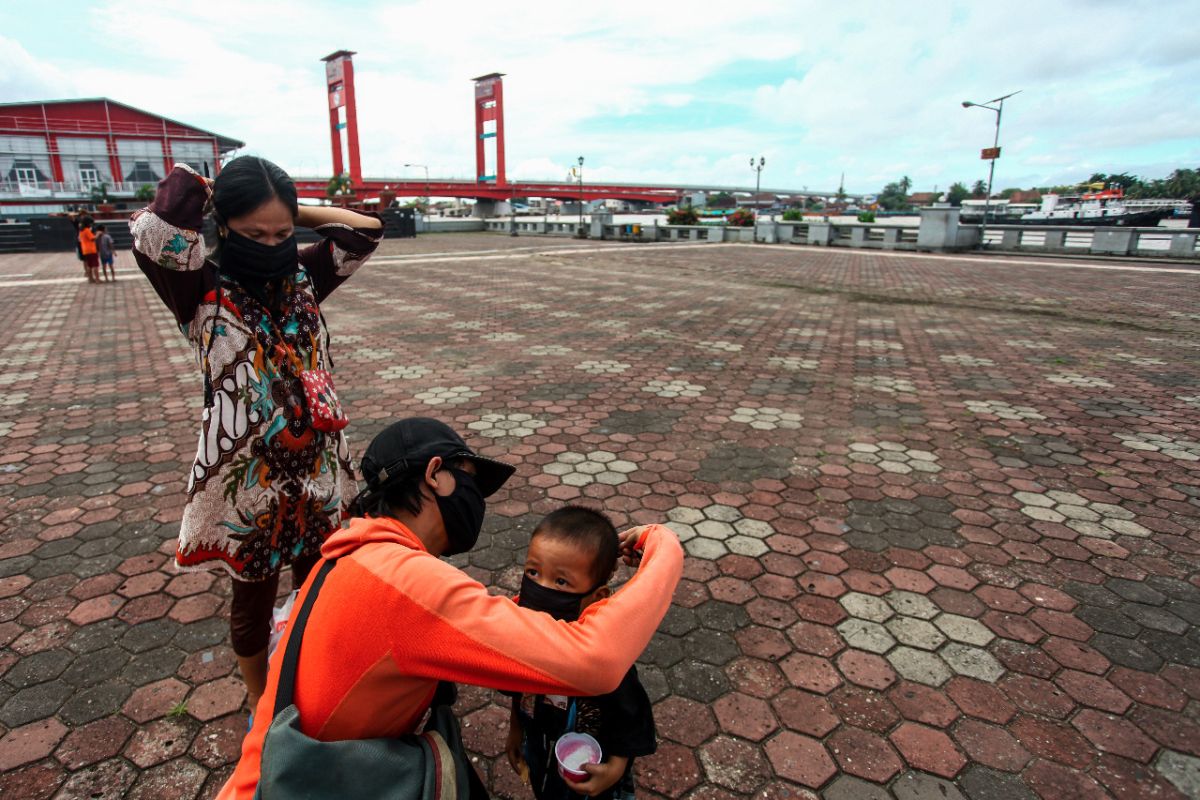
xmin=0 ymin=98 xmax=243 ymax=212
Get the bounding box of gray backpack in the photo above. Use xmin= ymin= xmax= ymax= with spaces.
xmin=255 ymin=560 xmax=483 ymax=799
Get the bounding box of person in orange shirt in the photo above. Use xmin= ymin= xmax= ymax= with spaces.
xmin=78 ymin=217 xmax=99 ymax=283
xmin=217 ymin=417 xmax=683 ymax=798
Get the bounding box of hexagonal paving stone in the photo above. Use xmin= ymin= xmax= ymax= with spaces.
xmin=838 ymin=619 xmax=896 ymax=654
xmin=466 ymin=412 xmax=547 ymax=438
xmin=885 ymin=591 xmax=941 ymax=620
xmin=412 ymin=385 xmax=481 ymax=406
xmin=889 ymin=647 xmax=953 ymax=687
xmin=840 ymin=592 xmax=895 ymax=623
xmin=887 ymin=617 xmax=947 ymax=651
xmin=727 ymin=406 xmax=802 ymax=430
xmin=940 ymin=643 xmax=1005 ymax=683
xmin=935 ymin=613 xmax=995 ymax=646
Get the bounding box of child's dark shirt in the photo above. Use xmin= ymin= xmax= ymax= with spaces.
xmin=514 ymin=665 xmax=655 ymax=800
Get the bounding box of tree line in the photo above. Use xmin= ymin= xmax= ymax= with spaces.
xmin=875 ymin=166 xmax=1199 ymax=211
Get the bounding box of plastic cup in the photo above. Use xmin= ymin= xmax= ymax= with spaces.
xmin=555 ymin=732 xmax=602 ymax=783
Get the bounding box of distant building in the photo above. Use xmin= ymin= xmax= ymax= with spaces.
xmin=0 ymin=98 xmax=243 ymax=214
xmin=908 ymin=192 xmax=938 ymax=205
xmin=1005 ymin=189 xmax=1042 ymax=204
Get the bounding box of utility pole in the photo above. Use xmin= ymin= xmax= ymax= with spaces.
xmin=962 ymin=91 xmax=1021 ymax=247
xmin=577 ymin=156 xmax=585 ymax=234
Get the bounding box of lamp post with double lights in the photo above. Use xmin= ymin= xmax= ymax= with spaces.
xmin=751 ymin=156 xmax=765 ymax=217
xmin=577 ymin=156 xmax=585 ymax=234
xmin=961 ymin=91 xmax=1020 ymax=247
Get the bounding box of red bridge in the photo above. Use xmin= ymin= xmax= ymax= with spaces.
xmin=307 ymin=53 xmax=843 ymax=207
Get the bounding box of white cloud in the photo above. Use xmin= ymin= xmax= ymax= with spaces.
xmin=4 ymin=0 xmax=1197 ymax=194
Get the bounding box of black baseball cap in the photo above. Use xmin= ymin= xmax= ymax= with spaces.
xmin=360 ymin=417 xmax=515 ymax=498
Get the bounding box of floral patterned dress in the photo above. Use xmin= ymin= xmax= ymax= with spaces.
xmin=130 ymin=164 xmax=382 ymax=581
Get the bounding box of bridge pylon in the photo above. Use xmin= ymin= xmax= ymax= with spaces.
xmin=472 ymin=73 xmax=506 ymax=186
xmin=322 ymin=50 xmax=363 ymax=187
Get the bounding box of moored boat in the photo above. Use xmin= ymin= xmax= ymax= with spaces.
xmin=961 ymin=187 xmax=1175 ymax=227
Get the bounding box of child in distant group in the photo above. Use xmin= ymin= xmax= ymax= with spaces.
xmin=95 ymin=224 xmax=116 ymax=281
xmin=77 ymin=217 xmax=99 ymax=283
xmin=506 ymin=506 xmax=657 ymax=800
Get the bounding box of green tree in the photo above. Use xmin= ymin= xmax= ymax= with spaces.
xmin=134 ymin=184 xmax=156 ymax=202
xmin=707 ymin=191 xmax=735 ymax=209
xmin=326 ymin=173 xmax=352 ymax=199
xmin=947 ymin=182 xmax=970 ymax=207
xmin=971 ymin=180 xmax=988 ymax=197
xmin=1149 ymin=167 xmax=1200 ymax=198
xmin=877 ymin=179 xmax=912 ymax=211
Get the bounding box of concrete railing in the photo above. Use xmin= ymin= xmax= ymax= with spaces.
xmin=475 ymin=206 xmax=1198 ymax=259
xmin=986 ymin=224 xmax=1199 ymax=257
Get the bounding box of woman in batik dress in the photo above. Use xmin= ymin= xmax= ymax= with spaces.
xmin=129 ymin=156 xmax=382 ymax=707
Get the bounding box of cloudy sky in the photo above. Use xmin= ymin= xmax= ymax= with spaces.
xmin=3 ymin=0 xmax=1197 ymax=195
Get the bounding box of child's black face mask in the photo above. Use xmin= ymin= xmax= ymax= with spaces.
xmin=517 ymin=574 xmax=601 ymax=622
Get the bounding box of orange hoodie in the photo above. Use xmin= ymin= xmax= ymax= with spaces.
xmin=218 ymin=517 xmax=683 ymax=799
xmin=79 ymin=227 xmax=97 ymax=256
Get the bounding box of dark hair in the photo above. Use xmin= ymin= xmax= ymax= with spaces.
xmin=351 ymin=458 xmax=467 ymax=520
xmin=80 ymin=216 xmax=93 ymax=230
xmin=532 ymin=506 xmax=619 ymax=587
xmin=95 ymin=224 xmax=106 ymax=232
xmin=209 ymin=155 xmax=297 ymax=264
xmin=353 ymin=470 xmax=427 ymax=519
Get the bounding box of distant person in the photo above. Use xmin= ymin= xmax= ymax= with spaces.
xmin=1189 ymin=195 xmax=1199 ymax=229
xmin=67 ymin=209 xmax=86 ymax=276
xmin=78 ymin=216 xmax=99 ymax=283
xmin=506 ymin=506 xmax=658 ymax=800
xmin=217 ymin=417 xmax=682 ymax=799
xmin=128 ymin=156 xmax=383 ymax=711
xmin=95 ymin=224 xmax=116 ymax=281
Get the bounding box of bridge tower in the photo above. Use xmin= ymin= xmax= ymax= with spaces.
xmin=322 ymin=50 xmax=362 ymax=186
xmin=472 ymin=73 xmax=506 ymax=186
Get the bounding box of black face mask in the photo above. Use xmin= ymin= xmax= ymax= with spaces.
xmin=436 ymin=468 xmax=486 ymax=556
xmin=517 ymin=573 xmax=601 ymax=622
xmin=219 ymin=228 xmax=298 ymax=299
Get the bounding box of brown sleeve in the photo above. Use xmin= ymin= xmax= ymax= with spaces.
xmin=299 ymin=215 xmax=384 ymax=303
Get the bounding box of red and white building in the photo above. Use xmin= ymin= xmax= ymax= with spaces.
xmin=0 ymin=98 xmax=243 ymax=214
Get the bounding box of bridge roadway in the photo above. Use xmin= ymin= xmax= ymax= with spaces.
xmin=292 ymin=177 xmax=865 ymax=203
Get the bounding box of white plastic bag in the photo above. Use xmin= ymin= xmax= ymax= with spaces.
xmin=267 ymin=590 xmax=299 ymax=660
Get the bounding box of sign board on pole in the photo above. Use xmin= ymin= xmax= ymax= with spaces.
xmin=325 ymin=58 xmax=345 ymax=84
xmin=981 ymin=147 xmax=1001 ymax=160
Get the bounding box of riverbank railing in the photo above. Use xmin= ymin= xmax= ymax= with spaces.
xmin=480 ymin=215 xmax=1198 ymax=259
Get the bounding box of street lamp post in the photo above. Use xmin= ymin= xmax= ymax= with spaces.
xmin=577 ymin=156 xmax=585 ymax=235
xmin=961 ymin=91 xmax=1020 ymax=248
xmin=403 ymin=162 xmax=429 ymax=201
xmin=510 ymin=181 xmax=518 ymax=237
xmin=751 ymin=156 xmax=765 ymax=217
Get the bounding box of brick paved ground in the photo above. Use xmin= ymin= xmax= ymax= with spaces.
xmin=1 ymin=233 xmax=1198 ymax=799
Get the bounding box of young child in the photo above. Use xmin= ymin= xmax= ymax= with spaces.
xmin=96 ymin=224 xmax=116 ymax=281
xmin=506 ymin=506 xmax=656 ymax=800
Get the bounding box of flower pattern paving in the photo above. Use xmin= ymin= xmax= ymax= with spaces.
xmin=0 ymin=234 xmax=1199 ymax=799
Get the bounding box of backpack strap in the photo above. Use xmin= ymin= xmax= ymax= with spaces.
xmin=269 ymin=559 xmax=457 ymax=720
xmin=272 ymin=559 xmax=337 ymax=716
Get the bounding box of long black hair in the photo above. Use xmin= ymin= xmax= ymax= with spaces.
xmin=209 ymin=155 xmax=297 ymax=266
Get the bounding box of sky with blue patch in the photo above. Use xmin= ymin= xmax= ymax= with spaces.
xmin=3 ymin=0 xmax=1197 ymax=195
